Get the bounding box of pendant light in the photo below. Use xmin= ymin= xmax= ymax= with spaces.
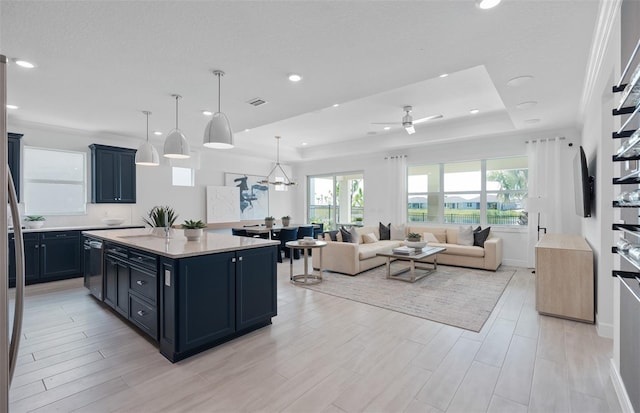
xmin=259 ymin=136 xmax=296 ymax=190
xmin=203 ymin=70 xmax=234 ymax=149
xmin=135 ymin=111 xmax=160 ymax=166
xmin=163 ymin=94 xmax=190 ymax=159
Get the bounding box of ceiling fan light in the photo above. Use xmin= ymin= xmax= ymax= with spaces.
xmin=405 ymin=125 xmax=416 ymax=135
xmin=163 ymin=129 xmax=191 ymax=159
xmin=135 ymin=141 xmax=160 ymax=166
xmin=476 ymin=0 xmax=501 ymax=9
xmin=203 ymin=112 xmax=234 ymax=149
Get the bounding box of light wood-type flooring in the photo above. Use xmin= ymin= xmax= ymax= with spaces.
xmin=7 ymin=262 xmax=622 ymax=412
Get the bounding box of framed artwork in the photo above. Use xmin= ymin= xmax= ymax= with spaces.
xmin=224 ymin=173 xmax=269 ymax=220
xmin=206 ymin=186 xmax=240 ymax=223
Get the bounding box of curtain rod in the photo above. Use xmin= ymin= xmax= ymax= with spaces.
xmin=525 ymin=136 xmax=566 ymax=144
xmin=384 ymin=155 xmax=407 ymax=160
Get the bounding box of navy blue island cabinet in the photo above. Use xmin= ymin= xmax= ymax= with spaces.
xmin=159 ymin=246 xmax=278 ymax=362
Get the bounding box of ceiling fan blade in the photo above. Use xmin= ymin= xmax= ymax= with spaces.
xmin=413 ymin=114 xmax=443 ymax=124
xmin=371 ymin=122 xmax=401 ymax=125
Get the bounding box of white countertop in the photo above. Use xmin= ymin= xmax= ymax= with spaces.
xmin=82 ymin=227 xmax=279 ymax=259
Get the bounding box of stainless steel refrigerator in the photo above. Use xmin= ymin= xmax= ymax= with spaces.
xmin=1 ymin=53 xmax=26 ymax=410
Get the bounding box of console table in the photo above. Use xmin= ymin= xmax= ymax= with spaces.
xmin=535 ymin=233 xmax=594 ymax=323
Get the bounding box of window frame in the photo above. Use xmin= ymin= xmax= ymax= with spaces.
xmin=307 ymin=171 xmax=364 ymax=229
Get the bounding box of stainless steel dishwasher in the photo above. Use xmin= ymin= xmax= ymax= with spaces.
xmin=83 ymin=237 xmax=103 ymax=300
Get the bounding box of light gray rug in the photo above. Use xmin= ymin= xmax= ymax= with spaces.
xmin=302 ymin=264 xmax=517 ymax=332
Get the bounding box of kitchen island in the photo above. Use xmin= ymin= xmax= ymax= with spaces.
xmin=82 ymin=228 xmax=279 ymax=362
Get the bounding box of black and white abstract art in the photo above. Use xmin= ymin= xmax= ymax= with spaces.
xmin=224 ymin=173 xmax=269 ymax=220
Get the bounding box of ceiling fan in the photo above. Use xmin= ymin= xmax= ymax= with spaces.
xmin=372 ymin=106 xmax=443 ymax=135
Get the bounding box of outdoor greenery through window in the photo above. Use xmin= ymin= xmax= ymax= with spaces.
xmin=408 ymin=157 xmax=527 ymax=226
xmin=24 ymin=147 xmax=86 ymax=215
xmin=308 ymin=172 xmax=364 ymax=229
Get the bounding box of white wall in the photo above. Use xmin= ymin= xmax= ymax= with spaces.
xmin=580 ymin=4 xmax=621 ymax=340
xmin=8 ymin=120 xmax=295 ymax=228
xmin=293 ymin=127 xmax=581 ymax=267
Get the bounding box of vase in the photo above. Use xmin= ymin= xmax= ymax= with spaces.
xmin=152 ymin=227 xmax=174 ymax=238
xmin=282 ymin=219 xmax=290 ymax=227
xmin=265 ymin=220 xmax=274 ymax=228
xmin=184 ymin=228 xmax=203 ymax=241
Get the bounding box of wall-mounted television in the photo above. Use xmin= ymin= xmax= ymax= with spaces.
xmin=574 ymin=145 xmax=594 ymax=218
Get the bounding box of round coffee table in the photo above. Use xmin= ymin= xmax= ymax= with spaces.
xmin=285 ymin=240 xmax=327 ymax=284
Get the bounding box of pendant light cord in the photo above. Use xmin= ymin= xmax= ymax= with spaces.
xmin=175 ymin=95 xmax=179 ymax=129
xmin=146 ymin=112 xmax=149 ymax=142
xmin=218 ymin=72 xmax=221 ymax=113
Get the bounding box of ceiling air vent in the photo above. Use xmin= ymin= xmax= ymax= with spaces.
xmin=247 ymin=97 xmax=268 ymax=107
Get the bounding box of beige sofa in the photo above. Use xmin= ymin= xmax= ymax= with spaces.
xmin=312 ymin=225 xmax=502 ymax=276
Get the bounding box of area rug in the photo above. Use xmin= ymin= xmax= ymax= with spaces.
xmin=301 ymin=264 xmax=517 ymax=332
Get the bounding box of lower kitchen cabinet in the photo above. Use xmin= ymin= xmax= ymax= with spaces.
xmin=103 ymin=243 xmax=158 ymax=340
xmin=9 ymin=230 xmax=82 ymax=287
xmin=160 ymin=245 xmax=277 ymax=362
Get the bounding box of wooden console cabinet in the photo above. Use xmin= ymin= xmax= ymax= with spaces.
xmin=535 ymin=233 xmax=594 ymax=323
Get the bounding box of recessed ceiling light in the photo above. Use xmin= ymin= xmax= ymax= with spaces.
xmin=153 ymin=131 xmax=163 ymax=136
xmin=507 ymin=75 xmax=534 ymax=87
xmin=302 ymin=142 xmax=308 ymax=146
xmin=516 ymin=101 xmax=538 ymax=110
xmin=202 ymin=110 xmax=213 ymax=116
xmin=439 ymin=73 xmax=449 ymax=78
xmin=288 ymin=74 xmax=302 ymax=82
xmin=476 ymin=0 xmax=501 ymax=9
xmin=470 ymin=109 xmax=480 ymax=114
xmin=524 ymin=118 xmax=541 ymax=124
xmin=244 ymin=129 xmax=251 ymax=132
xmin=13 ymin=59 xmax=35 ymax=69
xmin=332 ymin=104 xmax=339 ymax=107
xmin=383 ymin=126 xmax=391 ymax=130
xmin=6 ymin=104 xmax=18 ymax=110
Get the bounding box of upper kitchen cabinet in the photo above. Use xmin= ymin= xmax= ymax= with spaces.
xmin=8 ymin=132 xmax=21 ymax=202
xmin=90 ymin=144 xmax=136 ymax=204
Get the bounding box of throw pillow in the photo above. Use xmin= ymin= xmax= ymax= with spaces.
xmin=474 ymin=226 xmax=491 ymax=247
xmin=458 ymin=225 xmax=474 ymax=246
xmin=379 ymin=222 xmax=391 ymax=240
xmin=349 ymin=226 xmax=360 ymax=244
xmin=423 ymin=232 xmax=439 ymax=244
xmin=390 ymin=224 xmax=406 ymax=240
xmin=362 ymin=232 xmax=378 ymax=244
xmin=339 ymin=226 xmax=352 ymax=243
xmin=323 ymin=230 xmax=338 ymax=242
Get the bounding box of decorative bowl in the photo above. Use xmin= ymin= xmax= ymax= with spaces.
xmin=102 ymin=217 xmax=125 ymax=226
xmin=405 ymin=240 xmax=427 ymax=249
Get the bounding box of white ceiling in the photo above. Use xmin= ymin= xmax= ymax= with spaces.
xmin=1 ymin=1 xmax=599 ymax=162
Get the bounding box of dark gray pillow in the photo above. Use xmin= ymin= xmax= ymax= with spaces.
xmin=474 ymin=226 xmax=491 ymax=247
xmin=379 ymin=222 xmax=391 ymax=240
xmin=323 ymin=230 xmax=338 ymax=241
xmin=339 ymin=226 xmax=352 ymax=243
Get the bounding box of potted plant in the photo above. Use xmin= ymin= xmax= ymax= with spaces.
xmin=407 ymin=232 xmax=422 ymax=242
xmin=24 ymin=215 xmax=45 ymax=229
xmin=281 ymin=215 xmax=291 ymax=227
xmin=143 ymin=206 xmax=178 ymax=237
xmin=182 ymin=219 xmax=206 ymax=241
xmin=406 ymin=232 xmax=426 ymax=249
xmin=265 ymin=216 xmax=275 ymax=228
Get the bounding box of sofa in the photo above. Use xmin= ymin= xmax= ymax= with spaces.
xmin=312 ymin=225 xmax=502 ymax=276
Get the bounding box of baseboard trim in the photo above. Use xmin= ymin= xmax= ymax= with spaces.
xmin=597 ymin=318 xmax=614 ymax=339
xmin=502 ymin=259 xmax=527 ymax=267
xmin=611 ymin=358 xmax=634 ymax=413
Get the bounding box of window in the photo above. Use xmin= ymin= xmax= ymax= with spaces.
xmin=24 ymin=147 xmax=86 ymax=215
xmin=308 ymin=172 xmax=363 ymax=228
xmin=172 ymin=167 xmax=194 ymax=187
xmin=408 ymin=157 xmax=527 ymax=226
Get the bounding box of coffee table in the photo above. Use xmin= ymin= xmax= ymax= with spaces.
xmin=376 ymin=246 xmax=446 ymax=283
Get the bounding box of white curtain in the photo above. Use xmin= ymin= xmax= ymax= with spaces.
xmin=386 ymin=155 xmax=407 ymax=224
xmin=526 ymin=138 xmax=563 ymax=267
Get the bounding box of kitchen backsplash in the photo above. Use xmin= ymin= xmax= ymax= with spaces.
xmin=8 ymin=203 xmax=143 ymax=228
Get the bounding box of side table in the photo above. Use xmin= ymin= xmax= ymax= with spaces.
xmin=285 ymin=240 xmax=327 ymax=284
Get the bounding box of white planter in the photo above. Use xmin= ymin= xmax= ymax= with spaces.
xmin=152 ymin=227 xmax=175 ymax=238
xmin=26 ymin=221 xmax=44 ymax=229
xmin=184 ymin=228 xmax=203 ymax=241
xmin=265 ymin=220 xmax=274 ymax=228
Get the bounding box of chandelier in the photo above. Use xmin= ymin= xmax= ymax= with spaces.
xmin=259 ymin=136 xmax=296 ymax=190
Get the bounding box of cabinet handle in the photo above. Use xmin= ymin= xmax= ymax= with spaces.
xmin=55 ymin=234 xmax=67 ymax=238
xmin=35 ymin=245 xmax=38 ymax=249
xmin=137 ymin=310 xmax=145 ymax=316
xmin=231 ymin=257 xmax=236 ymax=263
xmin=238 ymin=256 xmax=243 ymax=262
xmin=136 ymin=280 xmax=145 ymax=286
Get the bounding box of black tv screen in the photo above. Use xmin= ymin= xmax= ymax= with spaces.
xmin=574 ymin=146 xmax=593 ymax=217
